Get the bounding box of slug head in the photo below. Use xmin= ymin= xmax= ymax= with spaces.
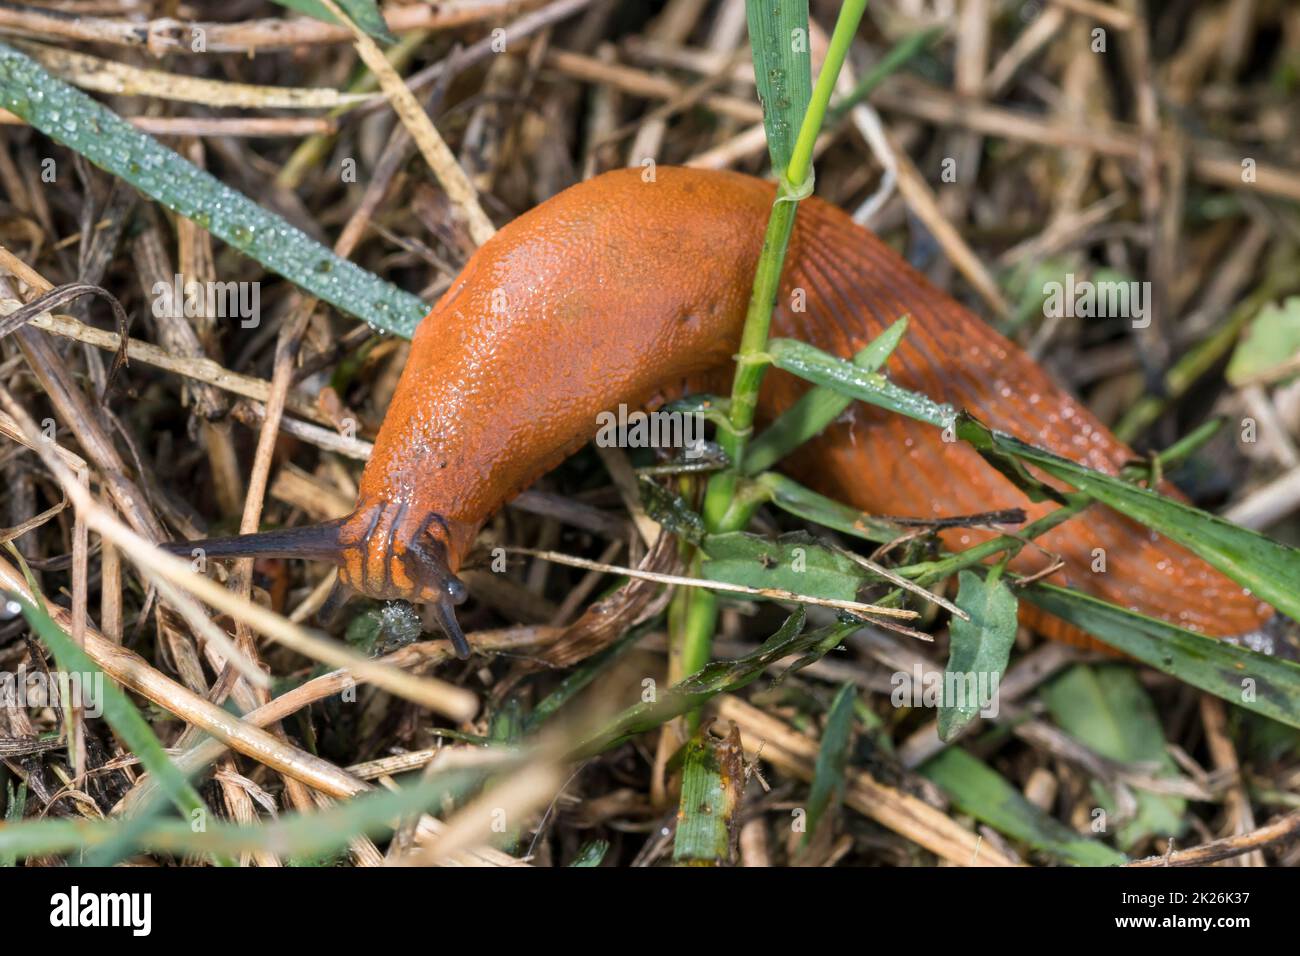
xmin=336 ymin=503 xmax=472 ymax=659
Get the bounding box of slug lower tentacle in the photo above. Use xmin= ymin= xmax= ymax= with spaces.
xmin=170 ymin=166 xmax=1276 ymax=656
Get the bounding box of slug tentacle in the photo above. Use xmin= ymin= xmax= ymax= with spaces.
xmin=160 ymin=520 xmax=346 ymax=564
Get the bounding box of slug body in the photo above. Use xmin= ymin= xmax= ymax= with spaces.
xmin=184 ymin=167 xmax=1274 ymax=655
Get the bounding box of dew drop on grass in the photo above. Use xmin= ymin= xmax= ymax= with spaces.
xmin=6 ymin=42 xmax=430 ymax=335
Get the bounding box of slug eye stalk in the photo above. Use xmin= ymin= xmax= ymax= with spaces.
xmin=395 ymin=518 xmax=471 ymax=660
xmin=431 ymin=588 xmax=471 ymax=660
xmin=157 ymin=520 xmax=347 ymax=566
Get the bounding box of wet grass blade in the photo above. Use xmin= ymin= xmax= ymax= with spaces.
xmin=767 ymin=337 xmax=956 ymax=428
xmin=920 ymin=747 xmax=1126 ymax=867
xmin=0 ymin=42 xmax=429 ymax=337
xmin=1025 ymin=583 xmax=1300 ymax=730
xmin=745 ymin=317 xmax=908 ymax=475
xmin=745 ymin=0 xmax=812 ymax=178
xmin=957 ymin=414 xmax=1300 ymax=620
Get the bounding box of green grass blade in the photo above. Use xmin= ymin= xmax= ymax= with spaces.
xmin=524 ymin=625 xmax=647 ymax=733
xmin=753 ymin=472 xmax=904 ymax=543
xmin=0 ymin=42 xmax=429 ymax=337
xmin=957 ymin=414 xmax=1300 ymax=620
xmin=10 ymin=596 xmax=207 ymax=824
xmin=767 ymin=337 xmax=956 ymax=428
xmin=826 ymin=25 xmax=944 ymax=124
xmin=673 ymin=730 xmax=744 ymax=865
xmin=786 ymin=0 xmax=869 ymax=183
xmin=1025 ymin=583 xmax=1300 ymax=730
xmin=938 ymin=570 xmax=1017 ymax=742
xmin=920 ymin=747 xmax=1126 ymax=866
xmin=576 ymin=609 xmax=842 ymax=756
xmin=744 ymin=0 xmax=812 ymax=177
xmin=686 ymin=0 xmax=872 ymax=697
xmin=803 ymin=682 xmax=855 ymax=847
xmin=0 ymin=764 xmax=490 ymax=861
xmin=1 ymin=782 xmax=27 ymax=867
xmin=745 ymin=317 xmax=908 ymax=475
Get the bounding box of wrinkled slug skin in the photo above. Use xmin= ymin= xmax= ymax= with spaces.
xmin=343 ymin=167 xmax=1273 ymax=644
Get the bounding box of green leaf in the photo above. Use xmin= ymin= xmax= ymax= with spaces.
xmin=1227 ymin=296 xmax=1300 ymax=385
xmin=1024 ymin=583 xmax=1300 ymax=730
xmin=803 ymin=682 xmax=856 ymax=846
xmin=752 ymin=472 xmax=905 ymax=544
xmin=700 ymin=530 xmax=867 ymax=603
xmin=957 ymin=414 xmax=1300 ymax=621
xmin=0 ymin=42 xmax=429 ymax=337
xmin=767 ymin=337 xmax=956 ymax=428
xmin=920 ymin=747 xmax=1126 ymax=866
xmin=746 ymin=317 xmax=908 ymax=475
xmin=744 ymin=0 xmax=812 ymax=177
xmin=937 ymin=571 xmax=1018 ymax=742
xmin=1040 ymin=664 xmax=1185 ymax=849
xmin=273 ymin=0 xmax=396 ymax=43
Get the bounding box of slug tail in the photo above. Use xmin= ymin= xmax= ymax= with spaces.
xmin=764 ymin=191 xmax=1276 ymax=648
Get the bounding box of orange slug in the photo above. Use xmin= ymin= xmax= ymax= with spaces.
xmin=169 ymin=167 xmax=1277 ymax=658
